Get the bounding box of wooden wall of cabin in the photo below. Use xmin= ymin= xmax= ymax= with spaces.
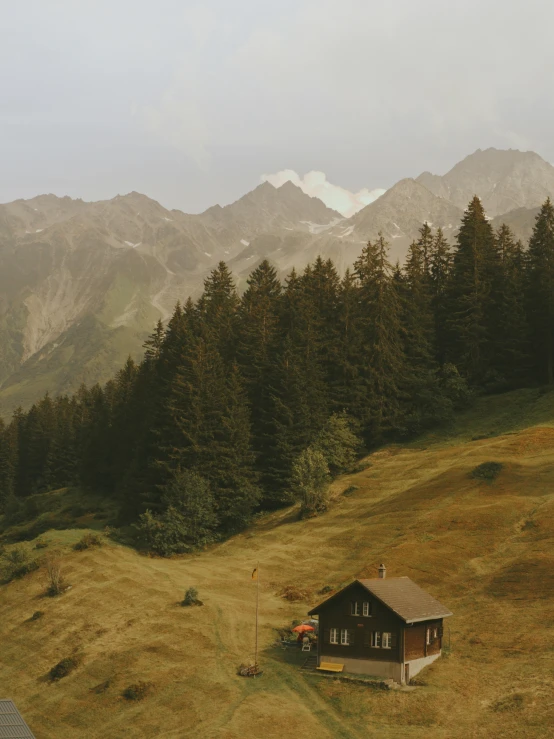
xmin=404 ymin=620 xmax=443 ymax=661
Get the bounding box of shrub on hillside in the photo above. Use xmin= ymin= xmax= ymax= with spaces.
xmin=29 ymin=610 xmax=44 ymax=622
xmin=123 ymin=681 xmax=152 ymax=701
xmin=469 ymin=461 xmax=504 ymax=482
xmin=135 ymin=471 xmax=217 ymax=556
xmin=438 ymin=363 xmax=473 ymax=410
xmin=45 ymin=552 xmax=67 ymax=596
xmin=182 ymin=586 xmax=202 ymax=606
xmin=73 ymin=533 xmax=102 ymax=551
xmin=292 ymin=447 xmax=329 ymax=518
xmin=342 ymin=485 xmax=358 ymax=496
xmin=49 ymin=655 xmax=81 ymax=681
xmin=314 ymin=413 xmax=362 ymax=475
xmin=0 ymin=545 xmax=39 ymax=583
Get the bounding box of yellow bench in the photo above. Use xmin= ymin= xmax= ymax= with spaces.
xmin=316 ymin=662 xmax=344 ymax=673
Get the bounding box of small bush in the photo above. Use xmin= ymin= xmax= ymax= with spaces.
xmin=34 ymin=538 xmax=48 ymax=549
xmin=342 ymin=485 xmax=358 ymax=496
xmin=29 ymin=610 xmax=44 ymax=621
xmin=350 ymin=462 xmax=372 ymax=474
xmin=123 ymin=681 xmax=152 ymax=701
xmin=49 ymin=655 xmax=81 ymax=681
xmin=469 ymin=461 xmax=504 ymax=482
xmin=45 ymin=553 xmax=67 ymax=596
xmin=73 ymin=533 xmax=102 ymax=551
xmin=0 ymin=546 xmax=39 ymax=583
xmin=182 ymin=587 xmax=199 ymax=606
xmin=279 ymin=585 xmax=311 ymax=602
xmin=492 ymin=693 xmax=525 ymax=712
xmin=134 ymin=471 xmax=217 ymax=556
xmin=292 ymin=447 xmax=330 ymax=518
xmin=319 ymin=585 xmax=333 ymax=594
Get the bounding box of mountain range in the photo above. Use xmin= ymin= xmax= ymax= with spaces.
xmin=1 ymin=147 xmax=553 ymax=415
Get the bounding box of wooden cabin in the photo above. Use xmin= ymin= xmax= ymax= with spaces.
xmin=308 ymin=565 xmax=452 ymax=684
xmin=0 ymin=700 xmax=36 ymax=738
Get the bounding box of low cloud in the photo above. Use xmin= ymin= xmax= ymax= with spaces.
xmin=261 ymin=169 xmax=385 ymax=217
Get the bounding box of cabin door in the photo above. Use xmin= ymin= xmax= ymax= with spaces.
xmin=404 ymin=664 xmax=410 ymax=685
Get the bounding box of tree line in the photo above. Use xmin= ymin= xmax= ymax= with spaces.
xmin=1 ymin=196 xmax=553 ymax=552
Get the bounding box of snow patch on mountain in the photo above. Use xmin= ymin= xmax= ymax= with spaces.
xmin=261 ymin=169 xmax=385 ymax=217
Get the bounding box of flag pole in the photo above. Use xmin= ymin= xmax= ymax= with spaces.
xmin=254 ymin=560 xmax=259 ymax=670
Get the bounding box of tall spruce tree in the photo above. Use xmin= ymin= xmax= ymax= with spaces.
xmin=353 ymin=234 xmax=408 ymax=442
xmin=446 ymin=196 xmax=497 ymax=383
xmin=527 ymin=198 xmax=554 ymax=384
xmin=237 ymin=260 xmax=282 ymax=485
xmin=492 ymin=224 xmax=529 ymax=386
xmin=428 ymin=228 xmax=452 ymax=365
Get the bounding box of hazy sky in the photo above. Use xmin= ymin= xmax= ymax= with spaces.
xmin=2 ymin=0 xmax=554 ymax=214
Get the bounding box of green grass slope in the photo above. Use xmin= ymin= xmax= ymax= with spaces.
xmin=1 ymin=389 xmax=554 ymax=738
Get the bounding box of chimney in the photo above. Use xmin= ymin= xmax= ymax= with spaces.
xmin=378 ymin=564 xmax=386 ymax=579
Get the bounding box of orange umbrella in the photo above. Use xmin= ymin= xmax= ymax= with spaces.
xmin=292 ymin=624 xmax=314 ymax=633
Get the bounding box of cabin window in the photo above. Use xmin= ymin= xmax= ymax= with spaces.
xmin=340 ymin=629 xmax=350 ymax=645
xmin=362 ymin=601 xmax=371 ymax=617
xmin=330 ymin=628 xmax=338 ymax=644
xmin=426 ymin=628 xmax=431 ymax=645
xmin=433 ymin=627 xmax=438 ymax=640
xmin=371 ymin=631 xmax=381 ymax=648
xmin=350 ymin=601 xmax=360 ymax=616
xmin=382 ymin=632 xmax=392 ymax=648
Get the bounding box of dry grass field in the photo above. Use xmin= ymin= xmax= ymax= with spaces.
xmin=2 ymin=387 xmax=554 ymax=738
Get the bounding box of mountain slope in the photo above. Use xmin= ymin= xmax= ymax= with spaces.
xmin=0 ymin=185 xmax=344 ymax=415
xmin=1 ymin=388 xmax=554 ymax=738
xmin=417 ymin=147 xmax=554 ymax=217
xmin=346 ymin=178 xmax=463 ymax=258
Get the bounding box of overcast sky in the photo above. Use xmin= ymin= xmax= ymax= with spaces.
xmin=2 ymin=0 xmax=553 ymax=214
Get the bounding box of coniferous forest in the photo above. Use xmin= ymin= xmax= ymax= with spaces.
xmin=1 ymin=196 xmax=554 ymax=553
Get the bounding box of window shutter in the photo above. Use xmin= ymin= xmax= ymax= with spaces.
xmin=363 ymin=630 xmax=370 ymax=647
xmin=391 ymin=632 xmax=397 ymax=648
xmin=324 ymin=629 xmax=330 ymax=644
xmin=348 ymin=629 xmax=355 ymax=646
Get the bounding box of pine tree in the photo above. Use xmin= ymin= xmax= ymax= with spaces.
xmin=353 ymin=234 xmax=408 ymax=442
xmin=428 ymin=228 xmax=452 ymax=365
xmin=526 ymin=198 xmax=554 ymax=384
xmin=491 ymin=224 xmax=529 ymax=386
xmin=199 ymin=261 xmax=239 ymax=360
xmin=446 ymin=196 xmax=497 ymax=383
xmin=334 ymin=268 xmax=364 ymax=414
xmin=237 ymin=260 xmax=282 ymax=482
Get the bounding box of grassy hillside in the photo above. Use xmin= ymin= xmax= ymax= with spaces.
xmin=2 ymin=389 xmax=554 ymax=738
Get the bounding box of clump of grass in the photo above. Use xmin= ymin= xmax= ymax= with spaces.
xmin=279 ymin=585 xmax=311 ymax=602
xmin=45 ymin=552 xmax=68 ymax=596
xmin=34 ymin=538 xmax=48 ymax=549
xmin=123 ymin=681 xmax=152 ymax=701
xmin=342 ymin=485 xmax=358 ymax=496
xmin=319 ymin=584 xmax=333 ymax=594
xmin=91 ymin=679 xmax=111 ymax=694
xmin=73 ymin=533 xmax=102 ymax=551
xmin=29 ymin=610 xmax=44 ymax=622
xmin=469 ymin=461 xmax=504 ymax=482
xmin=492 ymin=692 xmax=525 ymax=712
xmin=182 ymin=587 xmax=202 ymax=606
xmin=49 ymin=655 xmax=81 ymax=681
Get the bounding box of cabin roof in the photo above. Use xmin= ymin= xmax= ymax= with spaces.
xmin=309 ymin=577 xmax=453 ymax=624
xmin=0 ymin=700 xmax=36 ymax=738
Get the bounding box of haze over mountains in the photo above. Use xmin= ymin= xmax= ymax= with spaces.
xmin=1 ymin=147 xmax=553 ymax=415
